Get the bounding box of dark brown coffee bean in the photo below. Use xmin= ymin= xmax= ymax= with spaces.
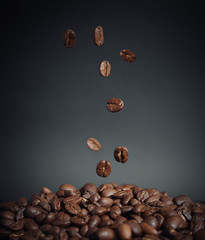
xmin=97 ymin=227 xmax=115 ymax=240
xmin=88 ymin=215 xmax=101 ymax=229
xmin=25 ymin=206 xmax=41 ymax=218
xmin=125 ymin=220 xmax=142 ymax=237
xmin=0 ymin=210 xmax=15 ymax=220
xmin=80 ymin=224 xmax=88 ymax=237
xmin=136 ymin=190 xmax=149 ymax=202
xmin=44 ymin=212 xmax=56 ymax=224
xmin=120 ymin=49 xmax=136 ymax=62
xmin=100 ymin=219 xmax=114 ymax=227
xmin=106 ymin=98 xmax=124 ymax=112
xmin=141 ymin=222 xmax=158 ymax=236
xmin=164 ymin=216 xmax=181 ymax=237
xmin=86 ymin=138 xmax=101 ymax=151
xmin=52 ymin=211 xmax=71 ymax=227
xmin=24 ymin=219 xmax=38 ymax=230
xmin=153 ymin=213 xmax=164 ymax=229
xmin=0 ymin=201 xmax=20 ymax=212
xmin=114 ymin=146 xmax=129 ymax=163
xmin=190 ymin=214 xmax=204 ymax=233
xmin=109 ymin=205 xmax=121 ymax=220
xmin=41 ymin=186 xmax=52 ymax=194
xmin=71 ymin=215 xmax=88 ymax=226
xmin=101 ymin=189 xmax=118 ymax=198
xmin=63 ymin=29 xmax=76 ymax=48
xmin=99 ymin=197 xmax=114 ymax=208
xmin=17 ymin=197 xmax=28 ymax=208
xmin=92 ymin=207 xmax=107 ymax=216
xmin=133 ymin=203 xmax=146 ymax=214
xmin=143 ymin=235 xmax=160 ymax=240
xmin=122 ymin=194 xmax=133 ymax=205
xmin=51 ymin=196 xmax=61 ymax=211
xmin=0 ymin=218 xmax=14 ymax=227
xmin=47 ymin=226 xmax=60 ymax=235
xmin=121 ymin=205 xmax=133 ymax=215
xmin=118 ymin=223 xmax=132 ymax=240
xmin=173 ymin=195 xmax=191 ymax=206
xmin=144 ymin=216 xmax=158 ymax=229
xmin=59 ymin=232 xmax=69 ymax=240
xmin=129 ymin=214 xmax=143 ymax=224
xmin=65 ymin=203 xmax=81 ymax=215
xmin=99 ymin=61 xmax=111 ymax=77
xmin=8 ymin=221 xmax=24 ymax=231
xmin=94 ymin=26 xmax=104 ymax=46
xmin=96 ymin=160 xmax=111 ymax=177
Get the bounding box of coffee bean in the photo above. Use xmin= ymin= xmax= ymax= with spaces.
xmin=0 ymin=211 xmax=15 ymax=220
xmin=99 ymin=197 xmax=114 ymax=208
xmin=120 ymin=49 xmax=136 ymax=62
xmin=101 ymin=188 xmax=118 ymax=198
xmin=65 ymin=203 xmax=81 ymax=215
xmin=164 ymin=216 xmax=181 ymax=237
xmin=96 ymin=160 xmax=111 ymax=177
xmin=173 ymin=195 xmax=191 ymax=206
xmin=99 ymin=60 xmax=111 ymax=77
xmin=63 ymin=29 xmax=76 ymax=48
xmin=125 ymin=220 xmax=142 ymax=237
xmin=97 ymin=227 xmax=115 ymax=240
xmin=141 ymin=222 xmax=158 ymax=236
xmin=106 ymin=98 xmax=124 ymax=112
xmin=136 ymin=190 xmax=149 ymax=202
xmin=110 ymin=205 xmax=121 ymax=220
xmin=118 ymin=223 xmax=132 ymax=240
xmin=86 ymin=138 xmax=102 ymax=151
xmin=92 ymin=207 xmax=107 ymax=216
xmin=59 ymin=231 xmax=69 ymax=240
xmin=25 ymin=206 xmax=41 ymax=219
xmin=114 ymin=146 xmax=129 ymax=163
xmin=88 ymin=215 xmax=101 ymax=229
xmin=80 ymin=224 xmax=89 ymax=237
xmin=94 ymin=26 xmax=104 ymax=46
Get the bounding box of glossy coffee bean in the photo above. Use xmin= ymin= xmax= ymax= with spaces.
xmin=118 ymin=223 xmax=132 ymax=240
xmin=120 ymin=49 xmax=136 ymax=62
xmin=86 ymin=138 xmax=101 ymax=151
xmin=65 ymin=203 xmax=81 ymax=215
xmin=106 ymin=98 xmax=124 ymax=112
xmin=99 ymin=60 xmax=111 ymax=77
xmin=63 ymin=29 xmax=76 ymax=48
xmin=110 ymin=205 xmax=121 ymax=220
xmin=141 ymin=222 xmax=158 ymax=236
xmin=114 ymin=146 xmax=129 ymax=163
xmin=125 ymin=219 xmax=142 ymax=237
xmin=97 ymin=227 xmax=115 ymax=240
xmin=94 ymin=26 xmax=104 ymax=46
xmin=173 ymin=195 xmax=191 ymax=206
xmin=96 ymin=160 xmax=112 ymax=177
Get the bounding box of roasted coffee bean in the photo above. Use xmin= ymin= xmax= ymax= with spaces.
xmin=0 ymin=201 xmax=20 ymax=212
xmin=114 ymin=146 xmax=129 ymax=163
xmin=8 ymin=221 xmax=24 ymax=231
xmin=41 ymin=186 xmax=52 ymax=194
xmin=0 ymin=218 xmax=14 ymax=227
xmin=24 ymin=219 xmax=39 ymax=230
xmin=133 ymin=203 xmax=146 ymax=214
xmin=17 ymin=197 xmax=28 ymax=208
xmin=94 ymin=26 xmax=104 ymax=46
xmin=190 ymin=214 xmax=204 ymax=233
xmin=106 ymin=98 xmax=124 ymax=112
xmin=114 ymin=190 xmax=132 ymax=199
xmin=83 ymin=183 xmax=98 ymax=198
xmin=52 ymin=211 xmax=71 ymax=227
xmin=173 ymin=195 xmax=191 ymax=206
xmin=125 ymin=219 xmax=142 ymax=237
xmin=97 ymin=227 xmax=115 ymax=240
xmin=60 ymin=184 xmax=77 ymax=193
xmin=141 ymin=222 xmax=158 ymax=236
xmin=101 ymin=189 xmax=118 ymax=198
xmin=122 ymin=194 xmax=133 ymax=205
xmin=44 ymin=212 xmax=56 ymax=224
xmin=80 ymin=224 xmax=89 ymax=237
xmin=0 ymin=210 xmax=15 ymax=220
xmin=59 ymin=231 xmax=69 ymax=240
xmin=136 ymin=190 xmax=149 ymax=202
xmin=86 ymin=138 xmax=101 ymax=151
xmin=65 ymin=203 xmax=81 ymax=215
xmin=110 ymin=205 xmax=121 ymax=220
xmin=92 ymin=207 xmax=107 ymax=216
xmin=118 ymin=223 xmax=132 ymax=240
xmin=144 ymin=216 xmax=158 ymax=229
xmin=15 ymin=208 xmax=25 ymax=221
xmin=164 ymin=216 xmax=181 ymax=237
xmin=63 ymin=29 xmax=76 ymax=48
xmin=99 ymin=61 xmax=111 ymax=77
xmin=121 ymin=205 xmax=133 ymax=215
xmin=25 ymin=206 xmax=41 ymax=218
xmin=88 ymin=215 xmax=101 ymax=229
xmin=71 ymin=215 xmax=88 ymax=226
xmin=129 ymin=214 xmax=143 ymax=224
xmin=99 ymin=197 xmax=114 ymax=208
xmin=100 ymin=219 xmax=114 ymax=227
xmin=153 ymin=213 xmax=164 ymax=229
xmin=120 ymin=49 xmax=136 ymax=62
xmin=96 ymin=160 xmax=112 ymax=177
xmin=51 ymin=196 xmax=61 ymax=211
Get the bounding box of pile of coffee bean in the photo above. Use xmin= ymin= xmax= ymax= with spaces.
xmin=0 ymin=183 xmax=205 ymax=240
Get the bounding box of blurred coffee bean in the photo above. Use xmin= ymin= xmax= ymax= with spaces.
xmin=106 ymin=98 xmax=124 ymax=112
xmin=117 ymin=223 xmax=132 ymax=240
xmin=94 ymin=26 xmax=104 ymax=46
xmin=120 ymin=49 xmax=136 ymax=62
xmin=141 ymin=222 xmax=158 ymax=236
xmin=173 ymin=195 xmax=191 ymax=206
xmin=97 ymin=227 xmax=115 ymax=240
xmin=63 ymin=29 xmax=76 ymax=48
xmin=99 ymin=60 xmax=111 ymax=77
xmin=86 ymin=138 xmax=101 ymax=152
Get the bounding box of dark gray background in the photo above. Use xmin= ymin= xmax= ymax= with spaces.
xmin=1 ymin=1 xmax=205 ymax=202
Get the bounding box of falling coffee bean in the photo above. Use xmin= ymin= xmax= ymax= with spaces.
xmin=114 ymin=146 xmax=129 ymax=163
xmin=63 ymin=29 xmax=76 ymax=48
xmin=96 ymin=160 xmax=111 ymax=177
xmin=86 ymin=138 xmax=101 ymax=152
xmin=99 ymin=60 xmax=111 ymax=77
xmin=120 ymin=49 xmax=136 ymax=62
xmin=94 ymin=26 xmax=104 ymax=46
xmin=106 ymin=98 xmax=124 ymax=112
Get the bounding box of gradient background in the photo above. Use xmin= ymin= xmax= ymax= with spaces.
xmin=1 ymin=1 xmax=205 ymax=202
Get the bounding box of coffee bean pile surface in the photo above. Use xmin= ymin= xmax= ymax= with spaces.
xmin=0 ymin=183 xmax=205 ymax=240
